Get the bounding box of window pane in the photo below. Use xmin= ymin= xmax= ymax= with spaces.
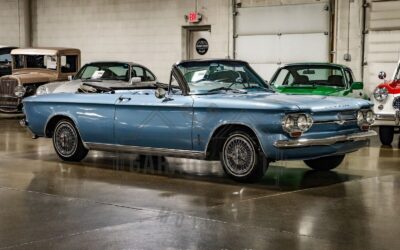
xmin=61 ymin=55 xmax=78 ymax=73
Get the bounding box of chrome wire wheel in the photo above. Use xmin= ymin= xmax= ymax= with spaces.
xmin=53 ymin=121 xmax=78 ymax=158
xmin=222 ymin=134 xmax=256 ymax=177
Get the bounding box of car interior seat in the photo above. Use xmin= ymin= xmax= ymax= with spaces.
xmin=328 ymin=75 xmax=344 ymax=87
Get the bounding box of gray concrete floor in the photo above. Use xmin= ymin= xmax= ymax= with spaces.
xmin=0 ymin=119 xmax=399 ymax=250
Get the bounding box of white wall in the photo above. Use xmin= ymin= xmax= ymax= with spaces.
xmin=334 ymin=0 xmax=364 ymax=81
xmin=30 ymin=0 xmax=231 ymax=82
xmin=0 ymin=0 xmax=30 ymax=47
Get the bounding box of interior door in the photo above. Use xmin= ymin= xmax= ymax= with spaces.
xmin=114 ymin=90 xmax=194 ymax=150
xmin=188 ymin=28 xmax=211 ymax=60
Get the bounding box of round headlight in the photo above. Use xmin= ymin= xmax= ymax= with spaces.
xmin=366 ymin=110 xmax=375 ymax=124
xmin=357 ymin=110 xmax=364 ymax=123
xmin=373 ymin=87 xmax=388 ymax=102
xmin=297 ymin=114 xmax=313 ymax=132
xmin=283 ymin=116 xmax=295 ymax=133
xmin=36 ymin=85 xmax=48 ymax=95
xmin=14 ymin=85 xmax=26 ymax=98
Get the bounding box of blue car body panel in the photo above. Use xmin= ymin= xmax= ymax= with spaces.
xmin=23 ymin=88 xmax=373 ymax=161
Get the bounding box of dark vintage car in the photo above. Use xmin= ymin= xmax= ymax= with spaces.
xmin=22 ymin=59 xmax=376 ymax=182
xmin=0 ymin=46 xmax=17 ymax=77
xmin=36 ymin=61 xmax=157 ymax=95
xmin=0 ymin=47 xmax=80 ymax=113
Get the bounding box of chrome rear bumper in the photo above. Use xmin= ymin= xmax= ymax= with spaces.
xmin=273 ymin=130 xmax=377 ymax=149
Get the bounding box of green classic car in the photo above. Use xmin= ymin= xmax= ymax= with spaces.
xmin=269 ymin=63 xmax=366 ymax=99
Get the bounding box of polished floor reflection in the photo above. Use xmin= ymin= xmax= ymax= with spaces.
xmin=0 ymin=119 xmax=399 ymax=249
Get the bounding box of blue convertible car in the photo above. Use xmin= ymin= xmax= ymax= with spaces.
xmin=22 ymin=59 xmax=376 ymax=182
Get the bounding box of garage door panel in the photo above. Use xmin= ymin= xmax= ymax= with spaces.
xmin=368 ymin=43 xmax=400 ymax=53
xmin=370 ymin=0 xmax=400 ymax=30
xmin=280 ymin=33 xmax=329 ymax=63
xmin=249 ymin=63 xmax=280 ymax=81
xmin=235 ymin=2 xmax=330 ymax=81
xmin=235 ymin=35 xmax=279 ymax=63
xmin=236 ymin=3 xmax=329 ymax=36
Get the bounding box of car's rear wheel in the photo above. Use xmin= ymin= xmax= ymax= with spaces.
xmin=52 ymin=119 xmax=88 ymax=161
xmin=303 ymin=155 xmax=345 ymax=171
xmin=221 ymin=131 xmax=268 ymax=182
xmin=379 ymin=126 xmax=394 ymax=146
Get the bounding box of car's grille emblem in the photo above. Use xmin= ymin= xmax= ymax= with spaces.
xmin=393 ymin=97 xmax=400 ymax=110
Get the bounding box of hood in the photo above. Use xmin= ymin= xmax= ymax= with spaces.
xmin=376 ymin=80 xmax=400 ymax=94
xmin=1 ymin=72 xmax=57 ymax=85
xmin=274 ymin=85 xmax=346 ymax=96
xmin=195 ymin=91 xmax=372 ymax=112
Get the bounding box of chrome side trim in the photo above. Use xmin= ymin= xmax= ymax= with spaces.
xmin=313 ymin=119 xmax=357 ymax=125
xmin=273 ymin=130 xmax=377 ymax=149
xmin=86 ymin=142 xmax=206 ymax=159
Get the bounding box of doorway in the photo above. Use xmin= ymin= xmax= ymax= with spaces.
xmin=183 ymin=26 xmax=211 ymax=60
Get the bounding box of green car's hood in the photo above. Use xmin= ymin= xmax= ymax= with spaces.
xmin=274 ymin=85 xmax=347 ymax=96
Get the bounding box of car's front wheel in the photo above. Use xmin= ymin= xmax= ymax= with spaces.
xmin=52 ymin=119 xmax=88 ymax=161
xmin=303 ymin=155 xmax=345 ymax=171
xmin=379 ymin=126 xmax=394 ymax=146
xmin=221 ymin=131 xmax=268 ymax=182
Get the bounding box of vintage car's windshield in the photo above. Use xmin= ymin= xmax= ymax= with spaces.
xmin=271 ymin=65 xmax=346 ymax=88
xmin=13 ymin=55 xmax=58 ymax=70
xmin=177 ymin=61 xmax=269 ymax=94
xmin=76 ymin=63 xmax=131 ymax=81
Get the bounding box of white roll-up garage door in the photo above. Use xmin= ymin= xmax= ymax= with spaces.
xmin=234 ymin=2 xmax=331 ymax=80
xmin=364 ymin=0 xmax=400 ymax=94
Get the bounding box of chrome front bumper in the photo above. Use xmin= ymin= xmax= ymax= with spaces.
xmin=273 ymin=130 xmax=377 ymax=149
xmin=374 ymin=111 xmax=400 ymax=126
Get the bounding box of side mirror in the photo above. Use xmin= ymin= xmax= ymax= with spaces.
xmin=378 ymin=71 xmax=386 ymax=80
xmin=130 ymin=77 xmax=142 ymax=85
xmin=350 ymin=82 xmax=363 ymax=90
xmin=67 ymin=75 xmax=73 ymax=81
xmin=155 ymin=88 xmax=166 ymax=99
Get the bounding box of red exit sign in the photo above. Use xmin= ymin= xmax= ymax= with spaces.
xmin=187 ymin=11 xmax=202 ymax=23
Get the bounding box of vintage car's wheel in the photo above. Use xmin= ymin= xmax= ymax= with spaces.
xmin=379 ymin=126 xmax=394 ymax=146
xmin=303 ymin=155 xmax=345 ymax=171
xmin=52 ymin=119 xmax=88 ymax=161
xmin=221 ymin=131 xmax=268 ymax=182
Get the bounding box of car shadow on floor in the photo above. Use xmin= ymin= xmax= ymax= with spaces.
xmin=54 ymin=152 xmax=362 ymax=192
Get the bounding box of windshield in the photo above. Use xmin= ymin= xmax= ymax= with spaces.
xmin=395 ymin=63 xmax=400 ymax=80
xmin=13 ymin=55 xmax=58 ymax=70
xmin=0 ymin=53 xmax=11 ymax=64
xmin=177 ymin=61 xmax=269 ymax=94
xmin=76 ymin=63 xmax=130 ymax=81
xmin=271 ymin=65 xmax=346 ymax=88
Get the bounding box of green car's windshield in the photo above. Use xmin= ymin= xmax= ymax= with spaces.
xmin=271 ymin=65 xmax=347 ymax=88
xmin=76 ymin=63 xmax=130 ymax=81
xmin=177 ymin=61 xmax=271 ymax=94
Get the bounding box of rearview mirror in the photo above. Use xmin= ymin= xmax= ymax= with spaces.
xmin=130 ymin=77 xmax=142 ymax=84
xmin=350 ymin=82 xmax=363 ymax=90
xmin=155 ymin=88 xmax=166 ymax=99
xmin=378 ymin=71 xmax=386 ymax=80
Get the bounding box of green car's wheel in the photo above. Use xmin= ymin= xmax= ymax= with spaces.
xmin=221 ymin=130 xmax=268 ymax=182
xmin=304 ymin=155 xmax=345 ymax=171
xmin=52 ymin=119 xmax=88 ymax=161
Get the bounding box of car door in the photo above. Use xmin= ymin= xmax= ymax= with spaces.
xmin=114 ymin=71 xmax=194 ymax=150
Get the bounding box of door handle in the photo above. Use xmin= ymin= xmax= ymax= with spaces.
xmin=118 ymin=96 xmax=131 ymax=102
